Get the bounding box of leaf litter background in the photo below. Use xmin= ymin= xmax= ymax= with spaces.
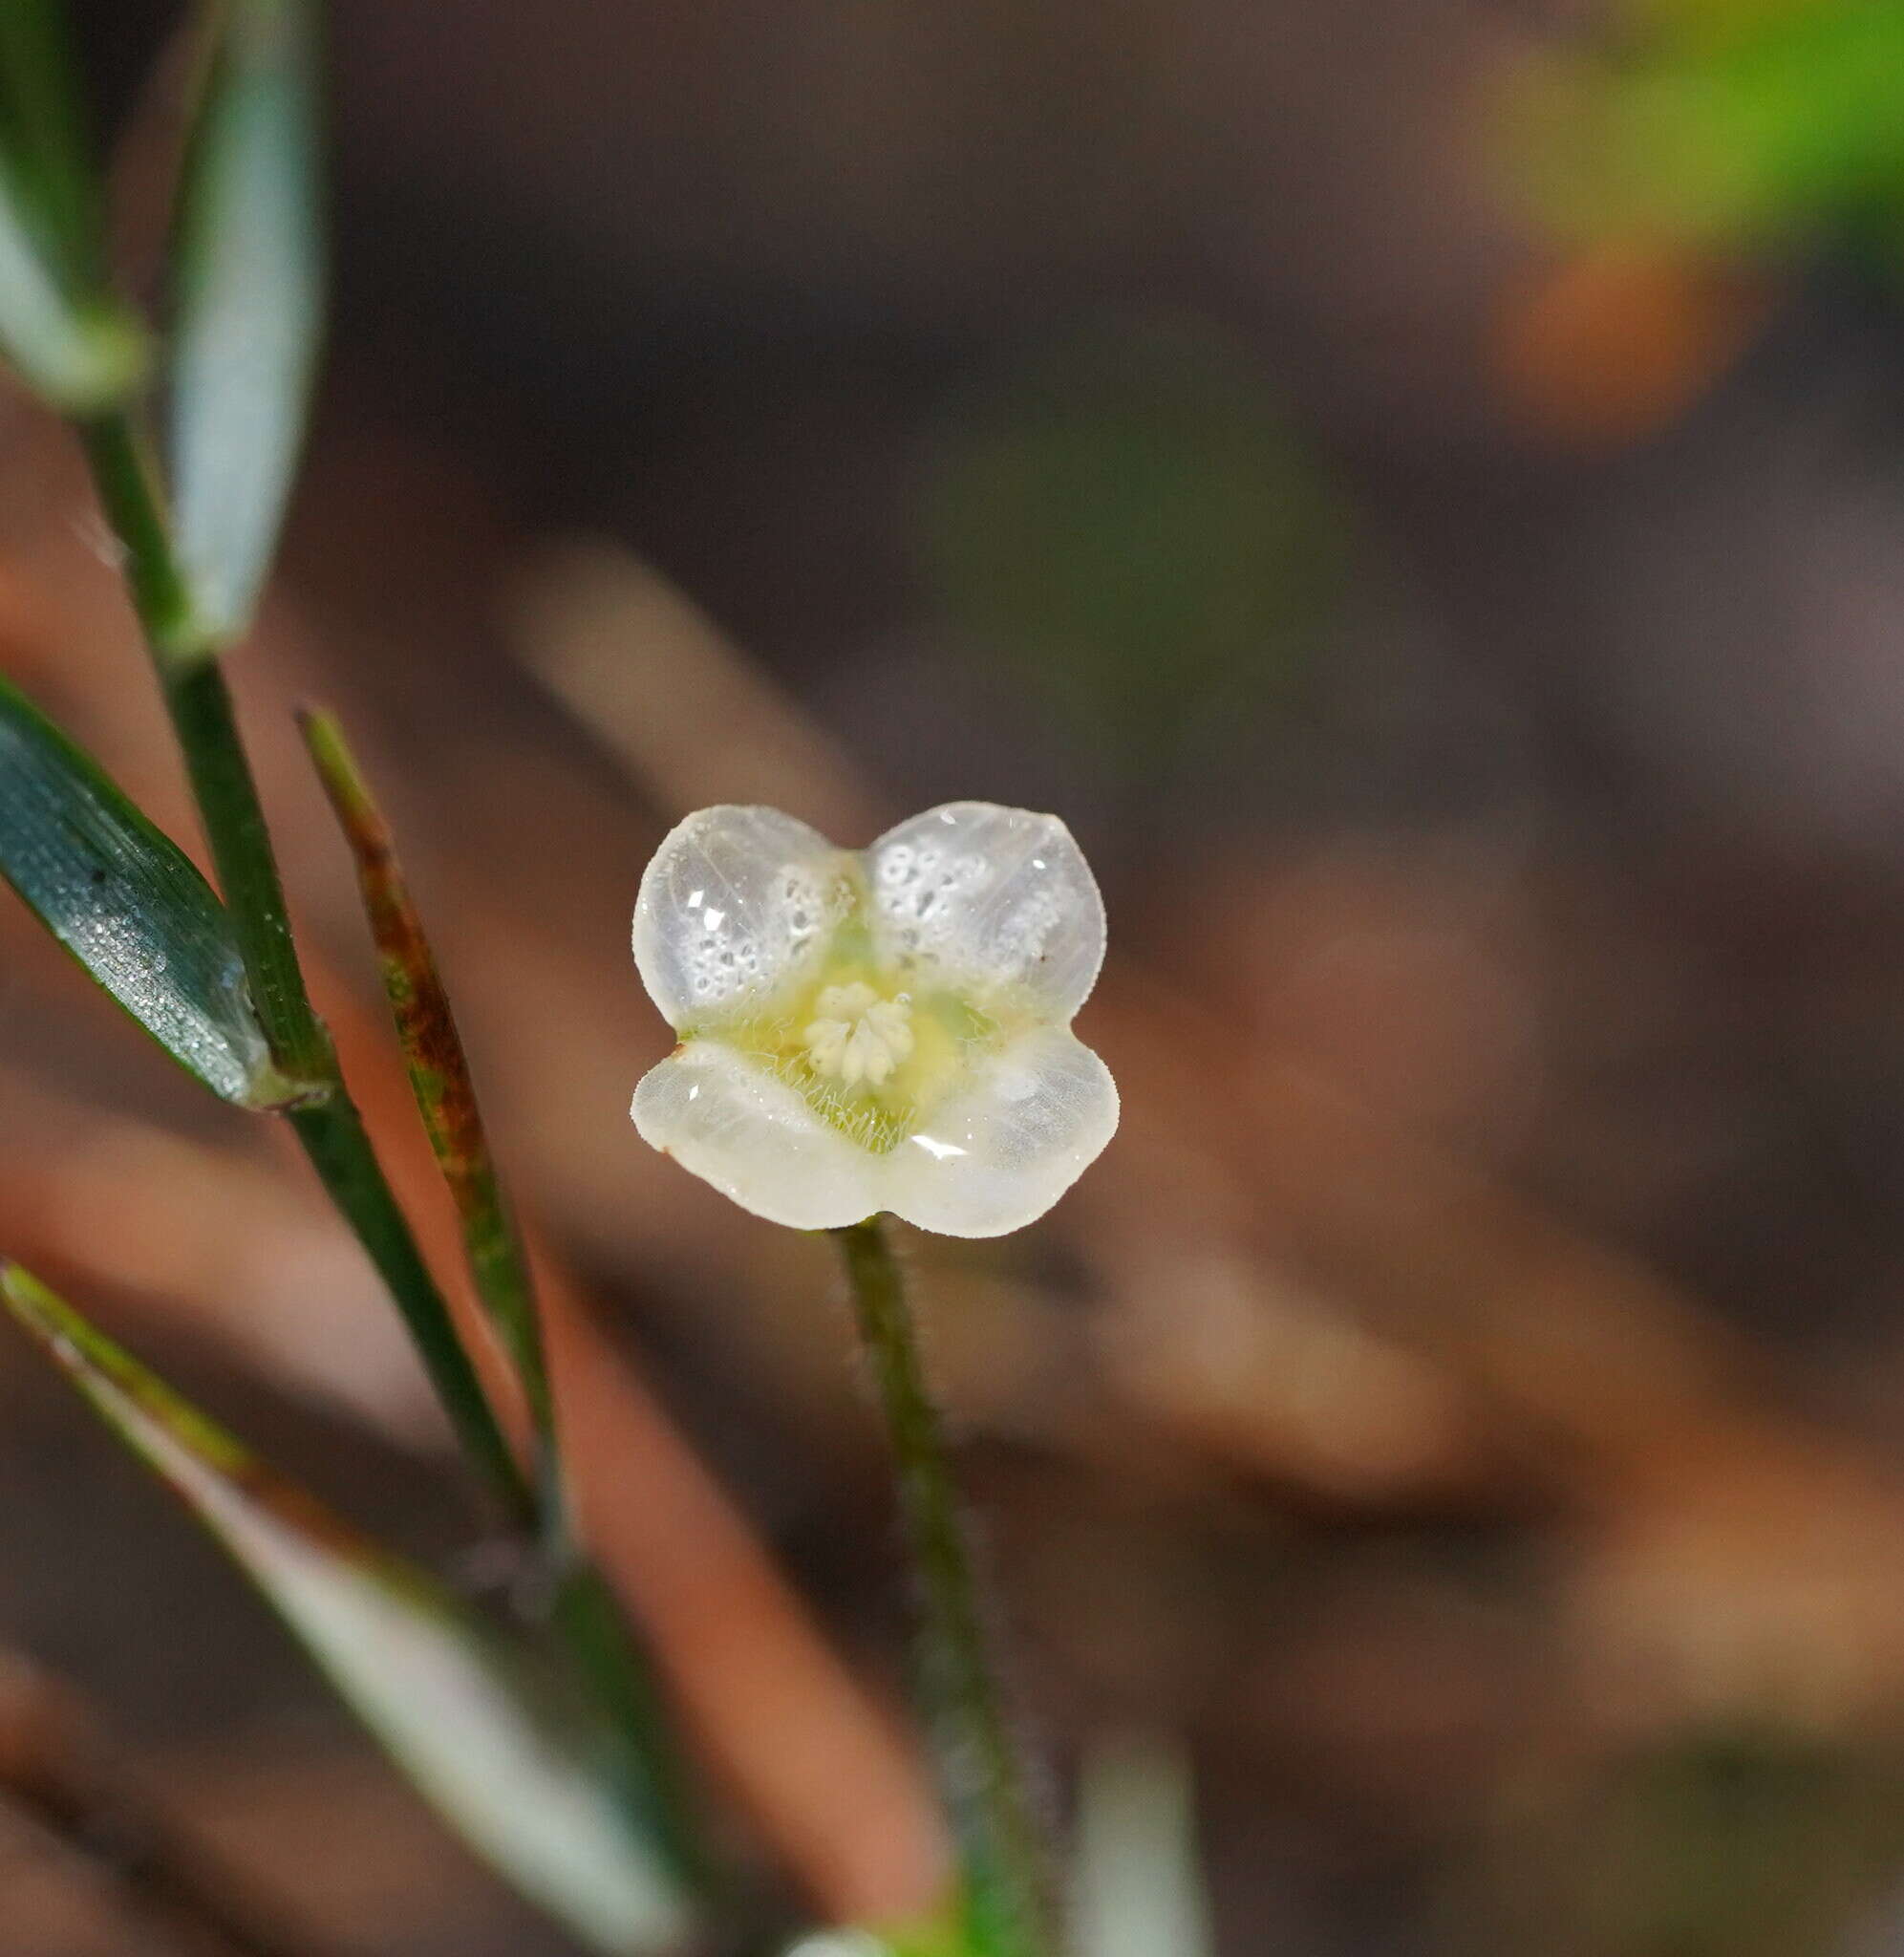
xmin=14 ymin=2 xmax=1904 ymax=1953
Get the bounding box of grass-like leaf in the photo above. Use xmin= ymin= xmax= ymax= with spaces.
xmin=0 ymin=140 xmax=142 ymax=411
xmin=299 ymin=706 xmax=552 ymax=1441
xmin=169 ymin=0 xmax=323 ymax=644
xmin=0 ymin=673 xmax=307 ymax=1108
xmin=0 ymin=2 xmax=145 ymax=411
xmin=0 ymin=0 xmax=101 ymax=286
xmin=1069 ymin=1734 xmax=1212 ymax=1957
xmin=0 ymin=1261 xmax=697 ymax=1957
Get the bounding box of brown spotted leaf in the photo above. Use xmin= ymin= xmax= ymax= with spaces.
xmin=299 ymin=705 xmax=550 ymax=1435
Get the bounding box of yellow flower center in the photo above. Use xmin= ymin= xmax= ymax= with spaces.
xmin=674 ymin=870 xmax=1038 ymax=1153
xmin=704 ymin=964 xmax=1008 ymax=1155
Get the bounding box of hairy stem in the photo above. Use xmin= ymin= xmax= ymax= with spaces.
xmin=833 ymin=1218 xmax=1053 ymax=1957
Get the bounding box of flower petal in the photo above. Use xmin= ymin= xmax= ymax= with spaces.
xmin=632 ymin=805 xmax=852 ymax=1029
xmin=884 ymin=1024 xmax=1119 ymax=1237
xmin=866 ymin=803 xmax=1106 ymax=1019
xmin=631 ymin=1043 xmax=882 ymax=1230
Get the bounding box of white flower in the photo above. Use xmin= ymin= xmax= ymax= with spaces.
xmin=631 ymin=802 xmax=1118 ymax=1237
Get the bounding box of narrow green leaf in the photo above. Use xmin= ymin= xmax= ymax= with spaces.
xmin=0 ymin=674 xmax=306 ymax=1108
xmin=0 ymin=148 xmax=142 ymax=411
xmin=1070 ymin=1733 xmax=1212 ymax=1957
xmin=0 ymin=1262 xmax=696 ymax=1957
xmin=169 ymin=0 xmax=323 ymax=643
xmin=0 ymin=1 xmax=145 ymax=412
xmin=0 ymin=0 xmax=101 ymax=282
xmin=298 ymin=706 xmax=552 ymax=1443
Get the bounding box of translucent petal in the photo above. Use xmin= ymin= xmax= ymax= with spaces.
xmin=632 ymin=805 xmax=853 ymax=1028
xmin=884 ymin=1024 xmax=1119 ymax=1237
xmin=631 ymin=1043 xmax=882 ymax=1230
xmin=866 ymin=803 xmax=1106 ymax=1019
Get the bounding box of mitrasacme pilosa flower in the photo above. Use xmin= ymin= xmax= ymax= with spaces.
xmin=631 ymin=803 xmax=1117 ymax=1237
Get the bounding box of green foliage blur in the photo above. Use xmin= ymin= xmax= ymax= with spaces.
xmin=1451 ymin=1726 xmax=1904 ymax=1957
xmin=1516 ymin=0 xmax=1904 ymax=269
xmin=923 ymin=314 xmax=1351 ymax=778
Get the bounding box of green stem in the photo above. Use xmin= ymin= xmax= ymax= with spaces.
xmin=289 ymin=1096 xmax=531 ymax=1524
xmin=77 ymin=414 xmax=203 ymax=667
xmin=165 ymin=658 xmax=331 ymax=1081
xmin=833 ymin=1218 xmax=1054 ymax=1957
xmin=78 ymin=407 xmax=531 ymax=1528
xmin=547 ymin=1556 xmax=705 ymax=1889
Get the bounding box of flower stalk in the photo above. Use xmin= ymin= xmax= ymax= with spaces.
xmin=833 ymin=1217 xmax=1054 ymax=1957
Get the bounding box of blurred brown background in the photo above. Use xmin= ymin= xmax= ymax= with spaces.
xmin=12 ymin=2 xmax=1904 ymax=1952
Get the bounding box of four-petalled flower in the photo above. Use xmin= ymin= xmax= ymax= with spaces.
xmin=630 ymin=802 xmax=1118 ymax=1236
